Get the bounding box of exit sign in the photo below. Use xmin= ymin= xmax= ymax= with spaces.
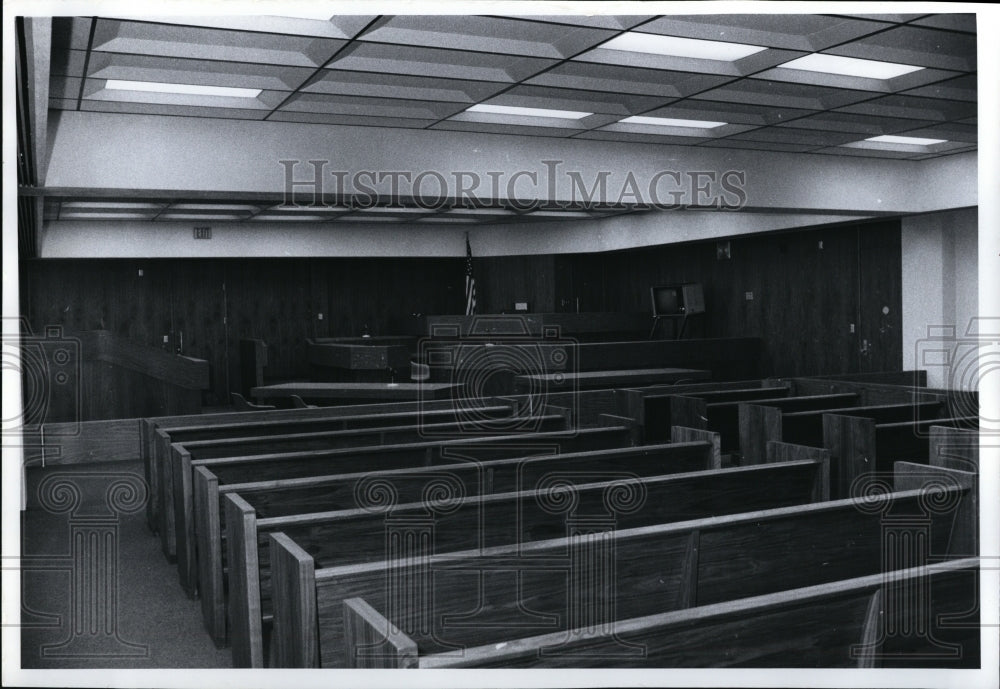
xmin=193 ymin=227 xmax=212 ymax=240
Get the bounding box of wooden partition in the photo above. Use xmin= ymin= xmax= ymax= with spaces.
xmin=272 ymin=473 xmax=973 ymax=668
xmin=221 ymin=441 xmax=721 ymax=663
xmin=36 ymin=329 xmax=209 ymax=423
xmin=269 ymin=452 xmax=832 ymax=668
xmin=365 ymin=558 xmax=979 ymax=668
xmin=425 ymin=313 xmax=648 ymax=341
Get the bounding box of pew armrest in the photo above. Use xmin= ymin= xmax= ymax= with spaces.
xmin=343 ymin=597 xmax=419 ymax=669
xmin=597 ymin=413 xmax=640 ymax=446
xmin=671 ymin=426 xmax=722 ymax=469
xmin=270 ymin=532 xmax=318 ymax=668
xmin=766 ymin=441 xmax=831 ymax=502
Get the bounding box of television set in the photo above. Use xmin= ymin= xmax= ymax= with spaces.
xmin=651 ymin=286 xmax=683 ymax=315
xmin=650 ymin=283 xmax=705 ymax=317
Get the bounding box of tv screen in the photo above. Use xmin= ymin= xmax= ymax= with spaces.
xmin=652 ymin=286 xmax=683 ymax=315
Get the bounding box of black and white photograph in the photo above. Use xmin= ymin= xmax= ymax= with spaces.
xmin=2 ymin=1 xmax=997 ymax=687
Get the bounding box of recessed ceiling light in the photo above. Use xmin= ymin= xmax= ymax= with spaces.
xmin=467 ymin=104 xmax=592 ymax=120
xmin=620 ymin=115 xmax=727 ymax=129
xmin=158 ymin=213 xmax=246 ymax=221
xmin=600 ymin=33 xmax=767 ymax=61
xmin=779 ymin=54 xmax=924 ymax=80
xmin=251 ymin=214 xmax=330 ymax=222
xmin=61 ymin=201 xmax=164 ymax=210
xmin=169 ymin=203 xmax=259 ymax=212
xmin=60 ymin=212 xmax=157 ymax=220
xmin=865 ymin=135 xmax=948 ymax=146
xmin=104 ymin=80 xmax=262 ymax=98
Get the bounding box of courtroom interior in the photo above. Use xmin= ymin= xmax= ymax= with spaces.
xmin=8 ymin=8 xmax=987 ymax=679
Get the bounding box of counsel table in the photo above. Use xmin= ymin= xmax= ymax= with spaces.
xmin=513 ymin=367 xmax=711 ymax=393
xmin=252 ymin=381 xmax=462 ymax=405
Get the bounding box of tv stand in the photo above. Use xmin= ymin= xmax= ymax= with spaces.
xmin=649 ymin=313 xmax=690 ymax=340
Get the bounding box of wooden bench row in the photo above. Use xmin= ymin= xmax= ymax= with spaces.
xmin=172 ymin=414 xmax=637 ymax=598
xmin=268 ymin=459 xmax=976 ymax=667
xmin=222 ymin=436 xmax=826 ymax=665
xmin=345 ymin=557 xmax=980 ymax=668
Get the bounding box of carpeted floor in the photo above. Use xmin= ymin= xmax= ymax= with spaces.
xmin=19 ymin=460 xmax=232 ymax=669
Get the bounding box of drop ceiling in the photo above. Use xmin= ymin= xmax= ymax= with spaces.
xmin=41 ymin=12 xmax=978 ymax=223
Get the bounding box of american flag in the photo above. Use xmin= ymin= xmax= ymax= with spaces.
xmin=465 ymin=233 xmax=477 ymax=315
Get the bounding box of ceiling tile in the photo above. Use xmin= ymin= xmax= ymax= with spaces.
xmin=481 ymin=84 xmax=670 ymax=116
xmin=308 ymin=70 xmax=506 ymax=102
xmin=102 ymin=15 xmax=377 ymax=40
xmin=698 ymin=139 xmax=820 ymax=153
xmin=832 ymin=14 xmax=931 ymax=23
xmin=812 ymin=145 xmax=927 ymax=160
xmin=51 ymin=17 xmax=94 ymax=52
xmin=327 ymin=42 xmax=558 ymax=82
xmin=575 ymin=43 xmax=807 ymax=78
xmin=823 ymin=25 xmax=976 ymax=72
xmin=49 ymin=47 xmax=88 ymax=77
xmin=641 ymin=100 xmax=817 ymax=126
xmin=525 ymin=61 xmax=731 ymax=98
xmin=835 ymin=94 xmax=977 ymax=122
xmin=595 ymin=121 xmax=757 ymax=138
xmin=892 ymin=123 xmax=978 ymax=143
xmin=691 ymin=79 xmax=873 ymax=110
xmin=726 ymin=126 xmax=860 ymax=146
xmin=910 ymin=14 xmax=976 ymax=33
xmin=359 ymin=15 xmax=617 ymax=58
xmin=280 ymin=92 xmax=467 ymax=120
xmin=91 ymin=18 xmax=346 ymax=67
xmin=446 ymin=109 xmax=618 ymax=130
xmin=430 ymin=120 xmax=584 ymax=138
xmin=266 ymin=111 xmax=438 ymax=129
xmin=774 ymin=112 xmax=939 ymax=136
xmin=636 ymin=14 xmax=892 ymax=51
xmin=48 ymin=97 xmax=78 ymax=110
xmin=900 ymin=74 xmax=977 ymax=102
xmin=82 ymin=79 xmax=284 ymax=110
xmin=49 ymin=76 xmax=82 ymax=100
xmin=573 ymin=130 xmax=713 ymax=146
xmin=80 ymin=100 xmax=269 ymax=120
xmin=85 ymin=52 xmax=314 ymax=91
xmin=506 ymin=15 xmax=656 ymax=30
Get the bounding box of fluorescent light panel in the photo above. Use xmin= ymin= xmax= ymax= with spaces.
xmin=620 ymin=115 xmax=727 ymax=129
xmin=467 ymin=104 xmax=592 ymax=119
xmin=779 ymin=54 xmax=924 ymax=79
xmin=865 ymin=135 xmax=948 ymax=146
xmin=601 ymin=32 xmax=766 ymax=61
xmin=104 ymin=80 xmax=262 ymax=98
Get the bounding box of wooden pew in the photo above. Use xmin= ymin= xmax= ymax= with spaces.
xmin=504 ymin=378 xmax=783 ymax=430
xmin=216 ymin=440 xmax=725 ymax=659
xmin=169 ymin=412 xmax=584 ymax=594
xmin=141 ymin=397 xmax=502 ymax=532
xmin=157 ymin=407 xmax=542 ymax=561
xmin=671 ymin=392 xmax=859 ymax=456
xmin=270 ymin=462 xmax=973 ymax=668
xmin=151 ymin=402 xmax=516 ymax=551
xmin=823 ymin=414 xmax=979 ymax=499
xmin=258 ymin=449 xmax=830 ymax=668
xmin=636 ymin=384 xmax=792 ymax=442
xmin=345 ymin=557 xmax=979 ymax=668
xmin=928 ymin=425 xmax=980 ymax=473
xmin=738 ymin=400 xmax=949 ymax=468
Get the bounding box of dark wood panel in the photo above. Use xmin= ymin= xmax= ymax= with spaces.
xmin=19 ymin=219 xmax=902 ymax=409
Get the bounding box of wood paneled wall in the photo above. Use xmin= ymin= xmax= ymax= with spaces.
xmin=21 ymin=258 xmax=463 ymax=404
xmin=20 ymin=219 xmax=901 ymax=402
xmin=553 ymin=219 xmax=902 ymax=377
